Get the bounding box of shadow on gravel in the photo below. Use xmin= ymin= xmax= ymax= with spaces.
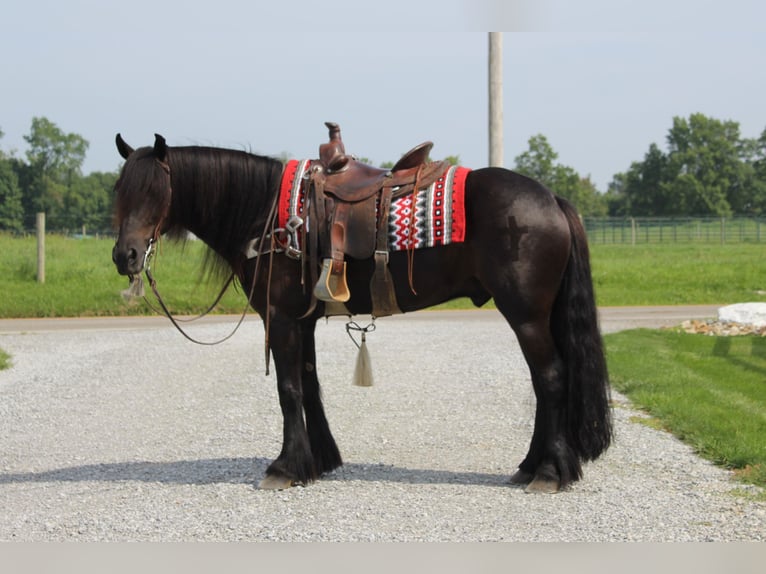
xmin=0 ymin=458 xmax=509 ymax=488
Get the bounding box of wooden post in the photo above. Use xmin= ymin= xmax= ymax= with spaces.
xmin=36 ymin=212 xmax=45 ymax=283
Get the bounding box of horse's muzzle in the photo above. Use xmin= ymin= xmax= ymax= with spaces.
xmin=112 ymin=239 xmax=149 ymax=276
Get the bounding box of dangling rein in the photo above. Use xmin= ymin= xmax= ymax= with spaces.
xmin=125 ymin=157 xmax=282 ymax=373
xmin=126 ymin=244 xmax=248 ymax=347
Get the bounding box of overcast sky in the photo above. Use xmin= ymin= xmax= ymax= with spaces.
xmin=2 ymin=0 xmax=764 ymax=191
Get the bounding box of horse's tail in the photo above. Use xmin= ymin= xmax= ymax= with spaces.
xmin=551 ymin=196 xmax=612 ymax=464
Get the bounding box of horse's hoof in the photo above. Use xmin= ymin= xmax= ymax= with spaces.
xmin=509 ymin=469 xmax=534 ymax=486
xmin=258 ymin=475 xmax=295 ymax=490
xmin=524 ymin=477 xmax=560 ymax=494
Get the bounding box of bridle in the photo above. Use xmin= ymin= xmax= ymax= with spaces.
xmin=127 ymin=156 xmax=281 ymax=363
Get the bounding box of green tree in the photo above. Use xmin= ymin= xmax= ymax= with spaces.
xmin=604 ymin=172 xmax=629 ymax=216
xmin=610 ymin=113 xmax=764 ymax=217
xmin=753 ymin=128 xmax=766 ymax=181
xmin=608 ymin=143 xmax=673 ymax=216
xmin=22 ymin=117 xmax=89 ymax=229
xmin=662 ymin=113 xmax=744 ymax=216
xmin=514 ymin=134 xmax=557 ymax=184
xmin=0 ymin=129 xmax=24 ymax=232
xmin=554 ymin=167 xmax=607 ymax=216
xmin=737 ymin=128 xmax=766 ymax=215
xmin=63 ymin=171 xmax=117 ymax=233
xmin=0 ymin=162 xmax=24 ymax=232
xmin=514 ymin=134 xmax=607 ymax=216
xmin=609 ymin=114 xmax=766 ymax=216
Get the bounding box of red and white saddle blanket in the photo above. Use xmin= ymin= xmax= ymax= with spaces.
xmin=278 ymin=159 xmax=470 ymax=252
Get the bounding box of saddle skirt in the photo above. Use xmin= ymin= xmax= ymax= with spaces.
xmin=278 ymin=159 xmax=470 ymax=253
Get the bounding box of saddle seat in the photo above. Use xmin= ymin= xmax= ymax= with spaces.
xmin=319 ymin=123 xmax=438 ymax=203
xmin=308 ymin=122 xmax=450 ymax=316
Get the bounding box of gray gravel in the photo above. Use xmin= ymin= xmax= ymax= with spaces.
xmin=0 ymin=309 xmax=764 ymax=541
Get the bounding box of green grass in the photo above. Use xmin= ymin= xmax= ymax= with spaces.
xmin=0 ymin=234 xmax=245 ymax=318
xmin=0 ymin=348 xmax=10 ymax=370
xmin=605 ymin=329 xmax=766 ymax=492
xmin=591 ymin=243 xmax=766 ymax=306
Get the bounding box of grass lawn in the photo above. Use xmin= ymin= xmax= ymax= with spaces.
xmin=604 ymin=328 xmax=766 ymax=492
xmin=591 ymin=243 xmax=766 ymax=306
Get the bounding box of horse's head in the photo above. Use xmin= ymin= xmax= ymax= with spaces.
xmin=112 ymin=133 xmax=172 ymax=276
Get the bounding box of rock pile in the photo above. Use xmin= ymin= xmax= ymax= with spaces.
xmin=679 ymin=319 xmax=766 ymax=336
xmin=679 ymin=302 xmax=766 ymax=336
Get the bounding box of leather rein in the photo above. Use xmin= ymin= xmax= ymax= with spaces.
xmin=131 ymin=157 xmax=281 ymax=356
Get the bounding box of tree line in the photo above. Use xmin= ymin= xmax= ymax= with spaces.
xmin=0 ymin=117 xmax=117 ymax=233
xmin=515 ymin=113 xmax=766 ymax=217
xmin=2 ymin=113 xmax=766 ymax=233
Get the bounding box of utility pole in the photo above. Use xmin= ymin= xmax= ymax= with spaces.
xmin=488 ymin=32 xmax=503 ymax=167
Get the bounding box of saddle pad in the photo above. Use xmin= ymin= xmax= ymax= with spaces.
xmin=277 ymin=159 xmax=470 ymax=252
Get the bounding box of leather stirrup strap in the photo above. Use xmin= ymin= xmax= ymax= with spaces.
xmin=370 ymin=185 xmax=401 ymax=317
xmin=298 ymin=168 xmax=324 ymax=319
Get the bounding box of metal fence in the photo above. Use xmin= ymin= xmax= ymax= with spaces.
xmin=583 ymin=217 xmax=766 ymax=244
xmin=9 ymin=217 xmax=766 ymax=245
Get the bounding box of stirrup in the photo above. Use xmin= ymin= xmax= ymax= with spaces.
xmin=314 ymin=259 xmax=350 ymax=302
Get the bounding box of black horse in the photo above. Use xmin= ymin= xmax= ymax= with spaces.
xmin=111 ymin=131 xmax=611 ymax=493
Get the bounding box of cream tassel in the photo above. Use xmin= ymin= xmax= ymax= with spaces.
xmin=353 ymin=330 xmax=373 ymax=387
xmin=346 ymin=320 xmax=375 ymax=387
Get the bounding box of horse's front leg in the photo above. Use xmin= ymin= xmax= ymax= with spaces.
xmin=259 ymin=313 xmax=316 ymax=490
xmin=300 ymin=318 xmax=343 ymax=476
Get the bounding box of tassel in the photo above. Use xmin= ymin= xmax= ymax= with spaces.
xmin=353 ymin=331 xmax=374 ymax=387
xmin=121 ymin=275 xmax=145 ymax=300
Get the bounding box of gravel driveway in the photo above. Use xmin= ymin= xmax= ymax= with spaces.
xmin=0 ymin=308 xmax=764 ymax=541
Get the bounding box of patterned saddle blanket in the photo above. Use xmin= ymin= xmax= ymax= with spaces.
xmin=278 ymin=159 xmax=470 ymax=253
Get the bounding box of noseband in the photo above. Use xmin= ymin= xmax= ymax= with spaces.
xmin=124 ymin=158 xmax=170 ymax=295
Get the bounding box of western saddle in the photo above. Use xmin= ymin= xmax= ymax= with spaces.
xmin=306 ymin=122 xmax=450 ymax=317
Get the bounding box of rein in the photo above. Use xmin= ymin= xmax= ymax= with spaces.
xmin=131 ymin=156 xmax=282 ymax=369
xmin=141 ymin=270 xmax=236 ymax=323
xmin=140 ymin=246 xmax=253 ymax=347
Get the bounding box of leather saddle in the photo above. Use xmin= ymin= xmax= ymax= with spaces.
xmin=307 ymin=122 xmax=450 ymax=316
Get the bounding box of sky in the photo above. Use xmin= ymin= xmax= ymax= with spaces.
xmin=2 ymin=0 xmax=765 ymax=192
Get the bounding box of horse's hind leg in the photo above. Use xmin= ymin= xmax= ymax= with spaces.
xmin=506 ymin=317 xmax=579 ymax=493
xmin=476 ymin=207 xmax=577 ymax=491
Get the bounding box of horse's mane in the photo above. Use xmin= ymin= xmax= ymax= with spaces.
xmin=164 ymin=146 xmax=284 ymax=279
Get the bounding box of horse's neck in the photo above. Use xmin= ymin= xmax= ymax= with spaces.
xmin=167 ymin=148 xmax=277 ymax=262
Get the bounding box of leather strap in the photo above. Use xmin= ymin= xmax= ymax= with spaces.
xmin=369 ymin=185 xmax=401 ymax=317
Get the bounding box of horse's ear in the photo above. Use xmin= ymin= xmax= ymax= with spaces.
xmin=115 ymin=133 xmax=134 ymax=159
xmin=153 ymin=134 xmax=167 ymax=162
